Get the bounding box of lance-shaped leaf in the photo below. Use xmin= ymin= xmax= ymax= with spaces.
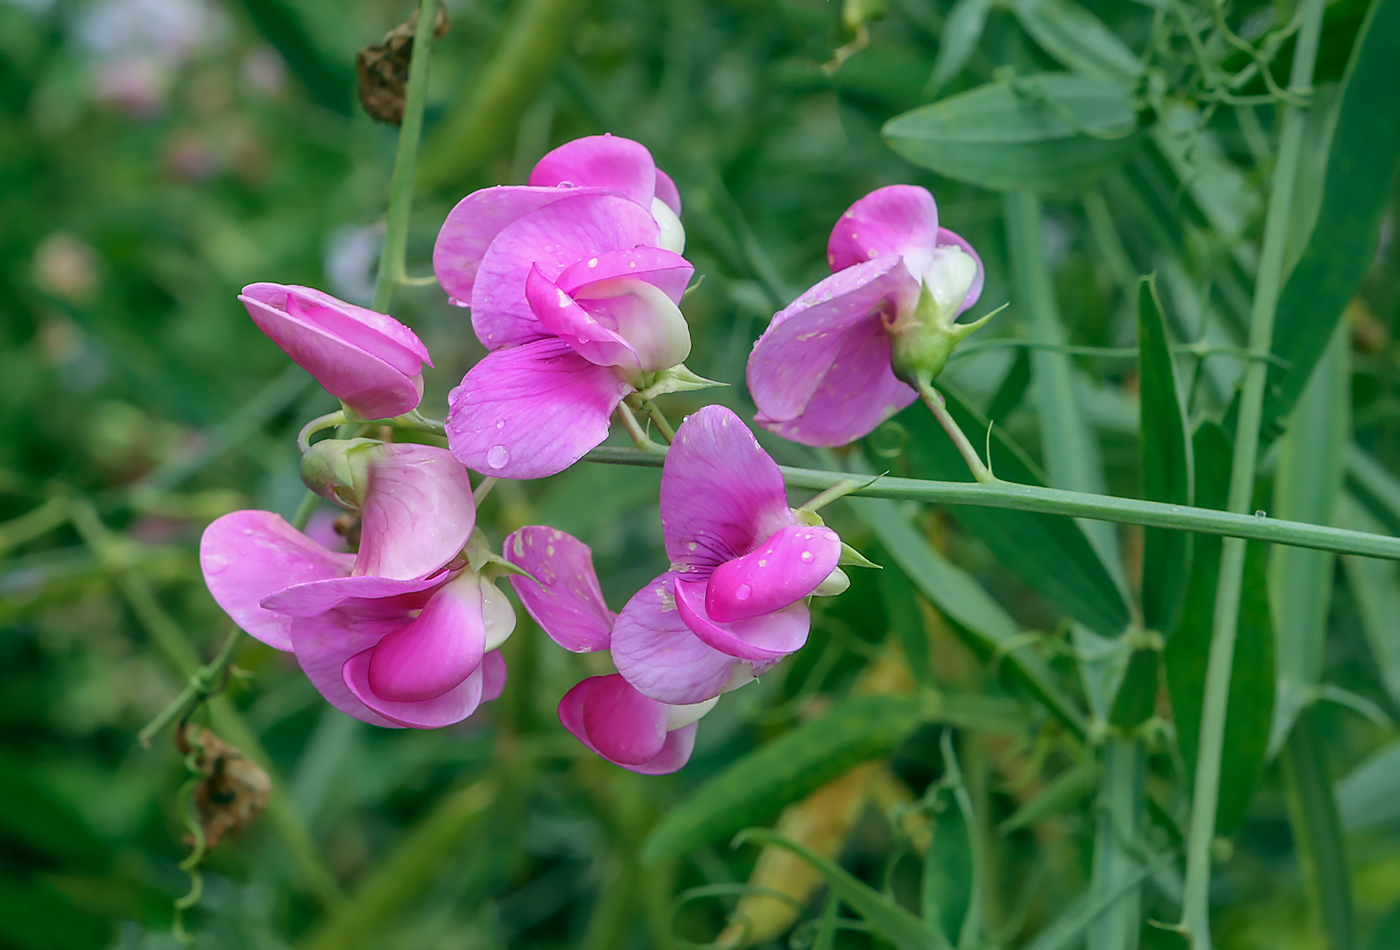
xmin=1009 ymin=0 xmax=1140 ymax=83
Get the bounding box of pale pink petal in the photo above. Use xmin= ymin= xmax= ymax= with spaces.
xmin=366 ymin=571 xmax=487 ymax=702
xmin=354 ymin=443 xmax=476 ymax=580
xmin=344 ymin=646 xmax=488 ymax=728
xmin=573 ymin=278 xmax=691 ymax=373
xmin=504 ymin=526 xmax=615 ymax=652
xmin=580 ymin=674 xmax=669 ymax=765
xmin=827 ymin=184 xmax=939 ymax=273
xmin=746 ymin=256 xmax=911 ymax=424
xmin=201 ymin=510 xmax=354 ymax=651
xmin=675 ymin=577 xmax=811 ymax=662
xmin=480 ymin=650 xmax=508 ymax=702
xmin=471 ymin=194 xmax=661 ymax=350
xmin=611 ymin=573 xmax=761 ymax=705
xmin=528 ymin=135 xmax=656 ymax=206
xmin=289 ymin=606 xmax=406 ymax=728
xmin=754 ymin=315 xmax=916 ymax=447
xmin=525 ymin=264 xmax=639 ymax=372
xmin=262 ymin=572 xmax=446 ymax=617
xmin=240 ymin=286 xmax=427 ymax=420
xmin=445 ymin=338 xmax=632 ymax=479
xmin=242 ymin=283 xmax=431 ymax=368
xmin=661 ymin=406 xmax=795 ymax=573
xmin=705 ymin=525 xmax=842 ymax=621
xmin=654 ymin=169 xmax=682 ymax=216
xmin=555 ymin=247 xmax=692 ymax=302
xmin=558 ymin=675 xmax=698 ymax=775
xmin=432 ymin=185 xmax=609 ymax=304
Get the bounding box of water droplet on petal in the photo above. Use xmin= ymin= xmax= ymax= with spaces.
xmin=588 ymin=257 xmax=598 ymax=268
xmin=494 ymin=418 xmax=505 ymax=430
xmin=558 ymin=180 xmax=575 ymax=188
xmin=447 ymin=296 xmax=468 ymax=308
xmin=734 ymin=583 xmax=752 ymax=601
xmin=487 ymin=445 xmax=510 ymax=469
xmin=800 ymin=550 xmax=813 ymax=562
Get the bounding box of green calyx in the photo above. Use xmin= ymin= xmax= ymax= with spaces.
xmin=887 ymin=277 xmax=994 ymax=390
xmin=299 ymin=438 xmax=383 ymax=509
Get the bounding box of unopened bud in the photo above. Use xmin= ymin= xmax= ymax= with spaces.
xmin=299 ymin=438 xmax=380 ymax=508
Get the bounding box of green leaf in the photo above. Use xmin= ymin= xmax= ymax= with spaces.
xmin=1137 ymin=275 xmax=1193 ymax=636
xmin=1009 ymin=0 xmax=1141 ymax=83
xmin=923 ymin=737 xmax=980 ymax=948
xmin=997 ymin=761 xmax=1096 ymax=834
xmin=1019 ymin=854 xmax=1172 ymax=950
xmin=878 ymin=548 xmax=933 ymax=685
xmin=1261 ymin=0 xmax=1400 ymax=439
xmin=734 ymin=828 xmax=949 ymax=950
xmin=1269 ymin=323 xmax=1349 ymax=753
xmin=929 ymin=0 xmax=992 ymax=94
xmin=1366 ymin=893 xmax=1400 ymax=950
xmin=881 ymin=390 xmax=1131 ymax=638
xmin=1164 ymin=423 xmax=1276 ymax=835
xmin=850 ymin=495 xmax=1088 ymax=739
xmin=986 ymin=346 xmax=1032 ymax=423
xmin=1338 ymin=496 xmax=1400 ymax=707
xmin=1337 ymin=738 xmax=1400 ymax=831
xmin=1108 ymin=648 xmax=1160 ymax=731
xmin=642 ymin=695 xmax=925 ymax=863
xmin=883 ymin=73 xmax=1143 ymax=193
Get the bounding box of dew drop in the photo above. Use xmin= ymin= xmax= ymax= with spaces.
xmin=487 ymin=445 xmax=510 ymax=469
xmin=494 ymin=418 xmax=505 ymax=430
xmin=447 ymin=296 xmax=468 ymax=308
xmin=588 ymin=257 xmax=599 ymax=268
xmin=799 ymin=550 xmax=813 ymax=562
xmin=558 ymin=180 xmax=575 ymax=188
xmin=1254 ymin=510 xmax=1267 ymax=518
xmin=734 ymin=583 xmax=752 ymax=601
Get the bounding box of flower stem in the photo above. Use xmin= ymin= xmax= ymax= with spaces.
xmin=1179 ymin=2 xmax=1326 ymax=946
xmin=372 ymin=0 xmax=441 ymax=314
xmin=918 ymin=381 xmax=995 ymax=484
xmin=297 ymin=410 xmax=348 ymax=454
xmin=580 ymin=446 xmax=1400 ymax=562
xmin=615 ymin=402 xmax=664 ymax=452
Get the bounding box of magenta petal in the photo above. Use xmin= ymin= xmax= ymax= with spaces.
xmin=446 ymin=337 xmax=632 ymax=479
xmin=555 ymin=247 xmax=692 ymax=302
xmin=936 ymin=227 xmax=986 ymax=315
xmin=526 ymin=264 xmax=639 ymax=371
xmin=611 ymin=573 xmax=756 ymax=705
xmin=528 ymin=135 xmax=657 ymax=207
xmin=746 ymin=256 xmax=911 ymax=425
xmin=754 ymin=313 xmax=917 ymax=447
xmin=432 ymin=185 xmax=608 ymax=304
xmin=355 ymin=443 xmax=476 ymax=580
xmin=480 ymin=650 xmax=508 ymax=702
xmin=289 ymin=607 xmax=407 ymax=728
xmin=201 ymin=510 xmax=355 ymax=651
xmin=661 ymin=406 xmax=795 ymax=573
xmin=706 ymin=525 xmax=842 ymax=621
xmin=674 ymin=577 xmax=811 ymax=662
xmin=504 ymin=526 xmax=615 ymax=652
xmin=654 ymin=169 xmax=682 ymax=217
xmin=472 ymin=194 xmax=662 ymax=350
xmin=580 ymin=674 xmax=669 ymax=765
xmin=827 ymin=184 xmax=939 ymax=273
xmin=262 ymin=572 xmax=445 ymax=617
xmin=558 ymin=676 xmax=698 ymax=775
xmin=344 ymin=646 xmax=488 ymax=728
xmin=366 ymin=571 xmax=487 ymax=702
xmin=240 ymin=285 xmax=427 ymax=420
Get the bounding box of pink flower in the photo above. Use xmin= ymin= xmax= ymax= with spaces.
xmin=747 ymin=185 xmax=985 ymax=446
xmin=432 ymin=135 xmax=695 ymax=479
xmin=240 ymin=283 xmax=431 ymax=420
xmin=200 ymin=442 xmax=513 ymax=728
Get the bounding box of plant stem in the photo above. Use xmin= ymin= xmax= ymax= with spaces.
xmin=918 ymin=382 xmax=995 ymax=483
xmin=1179 ymin=2 xmax=1326 ymax=945
xmin=372 ymin=0 xmax=441 ymax=313
xmin=581 ymin=446 xmax=1400 ymax=561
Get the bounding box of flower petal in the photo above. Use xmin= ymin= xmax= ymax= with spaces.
xmin=242 ymin=283 xmax=431 ymax=370
xmin=262 ymin=572 xmax=445 ymax=617
xmin=480 ymin=650 xmax=508 ymax=703
xmin=504 ymin=526 xmax=615 ymax=652
xmin=827 ymin=184 xmax=939 ymax=273
xmin=674 ymin=577 xmax=810 ymax=662
xmin=661 ymin=405 xmax=794 ymax=573
xmin=754 ymin=313 xmax=916 ymax=447
xmin=289 ymin=605 xmax=408 ymax=728
xmin=746 ymin=256 xmax=910 ymax=425
xmin=611 ymin=573 xmax=762 ymax=705
xmin=935 ymin=227 xmax=986 ymax=316
xmin=355 ymin=443 xmax=476 ymax=580
xmin=653 ymin=169 xmax=682 ymax=217
xmin=201 ymin=510 xmax=354 ymax=651
xmin=580 ymin=674 xmax=669 ymax=765
xmin=445 ymin=337 xmax=632 ymax=479
xmin=705 ymin=525 xmax=842 ymax=621
xmin=344 ymin=646 xmax=489 ymax=728
xmin=555 ymin=247 xmax=692 ymax=302
xmin=558 ymin=675 xmax=699 ymax=775
xmin=525 ymin=264 xmax=639 ymax=372
xmin=575 ymin=278 xmax=691 ymax=373
xmin=527 ymin=134 xmax=657 ymax=207
xmin=366 ymin=571 xmax=488 ymax=702
xmin=472 ymin=193 xmax=662 ymax=350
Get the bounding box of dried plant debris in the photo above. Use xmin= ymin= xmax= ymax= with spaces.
xmin=356 ymin=6 xmax=451 ymax=125
xmin=177 ymin=726 xmax=272 ymax=851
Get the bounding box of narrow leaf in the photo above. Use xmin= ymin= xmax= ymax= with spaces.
xmin=997 ymin=761 xmax=1095 ymax=834
xmin=1337 ymin=738 xmax=1400 ymax=831
xmin=1009 ymin=0 xmax=1141 ymax=83
xmin=1338 ymin=496 xmax=1400 ymax=707
xmin=929 ymin=0 xmax=992 ymax=94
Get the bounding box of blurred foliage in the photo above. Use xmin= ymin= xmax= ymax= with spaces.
xmin=3 ymin=0 xmax=1400 ymax=948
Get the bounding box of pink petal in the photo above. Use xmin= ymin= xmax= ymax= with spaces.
xmin=573 ymin=278 xmax=691 ymax=373
xmin=746 ymin=256 xmax=911 ymax=425
xmin=354 ymin=443 xmax=476 ymax=581
xmin=262 ymin=572 xmax=446 ymax=617
xmin=555 ymin=247 xmax=692 ymax=302
xmin=289 ymin=606 xmax=409 ymax=728
xmin=674 ymin=577 xmax=811 ymax=662
xmin=471 ymin=194 xmax=661 ymax=350
xmin=580 ymin=674 xmax=669 ymax=765
xmin=432 ymin=185 xmax=609 ymax=305
xmin=480 ymin=650 xmax=508 ymax=702
xmin=611 ymin=573 xmax=766 ymax=705
xmin=705 ymin=525 xmax=842 ymax=621
xmin=344 ymin=645 xmax=489 ymax=728
xmin=504 ymin=526 xmax=615 ymax=652
xmin=558 ymin=675 xmax=698 ymax=775
xmin=445 ymin=337 xmax=632 ymax=479
xmin=366 ymin=571 xmax=487 ymax=702
xmin=827 ymin=184 xmax=940 ymax=273
xmin=935 ymin=227 xmax=986 ymax=315
xmin=239 ymin=285 xmax=427 ymax=420
xmin=654 ymin=169 xmax=682 ymax=217
xmin=200 ymin=510 xmax=355 ymax=651
xmin=754 ymin=314 xmax=917 ymax=447
xmin=661 ymin=405 xmax=795 ymax=573
xmin=526 ymin=264 xmax=640 ymax=372
xmin=528 ymin=134 xmax=657 ymax=207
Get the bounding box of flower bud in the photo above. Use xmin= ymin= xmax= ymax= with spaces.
xmin=886 ymin=245 xmax=990 ymax=389
xmin=299 ymin=438 xmax=380 ymax=508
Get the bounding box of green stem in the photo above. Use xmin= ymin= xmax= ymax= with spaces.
xmin=918 ymin=382 xmax=995 ymax=484
xmin=1179 ymin=2 xmax=1326 ymax=945
xmin=1087 ymin=739 xmax=1144 ymax=950
xmin=372 ymin=0 xmax=441 ymax=314
xmin=581 ymin=446 xmax=1400 ymax=561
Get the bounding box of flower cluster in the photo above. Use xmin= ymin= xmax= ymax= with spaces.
xmin=203 ymin=134 xmax=984 ymax=772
